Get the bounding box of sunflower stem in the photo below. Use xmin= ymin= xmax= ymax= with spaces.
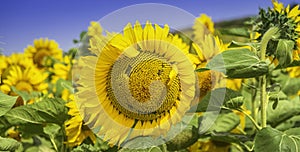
xmin=259 ymin=27 xmax=278 ymax=128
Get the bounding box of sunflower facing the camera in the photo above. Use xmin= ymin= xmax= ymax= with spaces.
xmin=75 ymin=21 xmax=197 ymax=146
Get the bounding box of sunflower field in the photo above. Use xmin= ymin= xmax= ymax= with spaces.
xmin=1 ymin=0 xmax=300 ymax=152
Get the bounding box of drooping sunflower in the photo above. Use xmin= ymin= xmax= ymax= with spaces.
xmin=65 ymin=95 xmax=96 ymax=147
xmin=256 ymin=0 xmax=300 ymax=64
xmin=75 ymin=21 xmax=197 ymax=146
xmin=24 ymin=38 xmax=63 ymax=68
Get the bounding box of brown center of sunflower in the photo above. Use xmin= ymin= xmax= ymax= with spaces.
xmin=107 ymin=51 xmax=181 ymax=121
xmin=33 ymin=49 xmax=50 ymax=67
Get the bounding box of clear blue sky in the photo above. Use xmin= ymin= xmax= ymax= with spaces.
xmin=0 ymin=0 xmax=297 ymax=55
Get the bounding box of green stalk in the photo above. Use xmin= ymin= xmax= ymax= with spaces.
xmin=259 ymin=27 xmax=279 ymax=128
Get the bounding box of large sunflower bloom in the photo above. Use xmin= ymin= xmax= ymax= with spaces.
xmin=65 ymin=95 xmax=96 ymax=147
xmin=76 ymin=21 xmax=197 ymax=146
xmin=24 ymin=38 xmax=63 ymax=68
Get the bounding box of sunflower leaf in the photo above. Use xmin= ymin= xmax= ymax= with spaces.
xmin=203 ymin=113 xmax=240 ymax=133
xmin=267 ymin=97 xmax=300 ymax=128
xmin=197 ymin=48 xmax=269 ymax=78
xmin=275 ymin=39 xmax=294 ymax=67
xmin=254 ymin=127 xmax=300 ymax=152
xmin=219 ymin=27 xmax=250 ymax=38
xmin=0 ymin=136 xmax=21 ymax=151
xmin=192 ymin=88 xmax=243 ymax=112
xmin=0 ymin=92 xmax=18 ymax=116
xmin=3 ymin=98 xmax=68 ymax=126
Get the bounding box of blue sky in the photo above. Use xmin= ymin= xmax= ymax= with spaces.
xmin=0 ymin=0 xmax=297 ymax=55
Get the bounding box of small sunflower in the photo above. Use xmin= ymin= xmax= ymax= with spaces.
xmin=189 ymin=35 xmax=229 ymax=99
xmin=76 ymin=21 xmax=197 ymax=146
xmin=0 ymin=65 xmax=48 ymax=104
xmin=0 ymin=53 xmax=33 ymax=80
xmin=50 ymin=55 xmax=73 ymax=83
xmin=193 ymin=14 xmax=215 ymax=43
xmin=24 ymin=38 xmax=63 ymax=68
xmin=65 ymin=95 xmax=96 ymax=147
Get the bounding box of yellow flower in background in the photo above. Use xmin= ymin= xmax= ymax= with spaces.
xmin=65 ymin=95 xmax=96 ymax=147
xmin=88 ymin=21 xmax=103 ymax=37
xmin=188 ymin=139 xmax=230 ymax=152
xmin=287 ymin=66 xmax=300 ymax=78
xmin=0 ymin=53 xmax=33 ymax=80
xmin=0 ymin=65 xmax=48 ymax=93
xmin=24 ymin=38 xmax=63 ymax=68
xmin=193 ymin=14 xmax=215 ymax=43
xmin=76 ymin=21 xmax=196 ymax=146
xmin=50 ymin=55 xmax=72 ymax=83
xmin=189 ymin=35 xmax=229 ymax=99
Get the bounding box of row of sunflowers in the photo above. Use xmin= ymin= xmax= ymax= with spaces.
xmin=1 ymin=0 xmax=300 ymax=151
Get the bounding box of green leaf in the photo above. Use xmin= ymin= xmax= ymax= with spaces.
xmin=0 ymin=136 xmax=21 ymax=151
xmin=44 ymin=123 xmax=62 ymax=152
xmin=55 ymin=79 xmax=73 ymax=96
xmin=80 ymin=31 xmax=87 ymax=41
xmin=197 ymin=48 xmax=268 ymax=78
xmin=204 ymin=113 xmax=240 ymax=133
xmin=11 ymin=86 xmax=41 ymax=103
xmin=3 ymin=98 xmax=68 ymax=126
xmin=219 ymin=27 xmax=250 ymax=38
xmin=0 ymin=92 xmax=18 ymax=116
xmin=210 ymin=132 xmax=250 ymax=146
xmin=271 ymin=70 xmax=300 ymax=96
xmin=276 ymin=115 xmax=300 ymax=131
xmin=120 ymin=137 xmax=166 ymax=152
xmin=191 ymin=88 xmax=243 ymax=112
xmin=275 ymin=39 xmax=295 ymax=67
xmin=254 ymin=127 xmax=300 ymax=152
xmin=267 ymin=97 xmax=300 ymax=128
xmin=229 ymin=40 xmax=259 ymax=50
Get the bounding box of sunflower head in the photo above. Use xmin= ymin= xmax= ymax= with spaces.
xmin=75 ymin=21 xmax=198 ymax=147
xmin=0 ymin=65 xmax=48 ymax=104
xmin=257 ymin=1 xmax=300 ymax=42
xmin=24 ymin=38 xmax=63 ymax=68
xmin=0 ymin=53 xmax=33 ymax=80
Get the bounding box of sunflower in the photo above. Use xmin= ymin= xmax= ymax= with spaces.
xmin=0 ymin=53 xmax=33 ymax=80
xmin=65 ymin=95 xmax=96 ymax=147
xmin=75 ymin=21 xmax=197 ymax=146
xmin=0 ymin=65 xmax=48 ymax=105
xmin=193 ymin=14 xmax=215 ymax=44
xmin=189 ymin=34 xmax=229 ymax=99
xmin=88 ymin=21 xmax=103 ymax=37
xmin=256 ymin=1 xmax=300 ymax=63
xmin=24 ymin=38 xmax=63 ymax=68
xmin=50 ymin=55 xmax=73 ymax=83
